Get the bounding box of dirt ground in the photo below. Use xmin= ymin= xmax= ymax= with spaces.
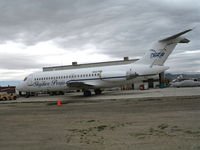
xmin=0 ymin=95 xmax=200 ymax=150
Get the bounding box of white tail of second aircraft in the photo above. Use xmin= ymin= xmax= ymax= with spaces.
xmin=135 ymin=29 xmax=192 ymax=66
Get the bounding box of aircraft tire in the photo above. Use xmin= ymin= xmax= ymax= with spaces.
xmin=83 ymin=90 xmax=91 ymax=96
xmin=94 ymin=89 xmax=102 ymax=95
xmin=59 ymin=91 xmax=65 ymax=95
xmin=19 ymin=91 xmax=22 ymax=96
xmin=25 ymin=92 xmax=30 ymax=98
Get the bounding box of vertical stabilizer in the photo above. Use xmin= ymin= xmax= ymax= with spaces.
xmin=135 ymin=29 xmax=192 ymax=66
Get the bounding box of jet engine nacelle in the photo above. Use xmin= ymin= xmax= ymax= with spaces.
xmin=132 ymin=64 xmax=169 ymax=76
xmin=126 ymin=70 xmax=139 ymax=80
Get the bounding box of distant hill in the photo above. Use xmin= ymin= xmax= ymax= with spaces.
xmin=0 ymin=80 xmax=20 ymax=86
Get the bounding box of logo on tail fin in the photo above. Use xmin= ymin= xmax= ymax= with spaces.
xmin=150 ymin=49 xmax=165 ymax=58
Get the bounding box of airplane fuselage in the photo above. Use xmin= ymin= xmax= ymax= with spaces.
xmin=17 ymin=64 xmax=138 ymax=92
xmin=16 ymin=63 xmax=167 ymax=94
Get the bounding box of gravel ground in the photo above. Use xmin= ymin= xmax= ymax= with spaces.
xmin=0 ymin=94 xmax=200 ymax=150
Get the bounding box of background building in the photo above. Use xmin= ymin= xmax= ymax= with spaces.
xmin=43 ymin=57 xmax=136 ymax=71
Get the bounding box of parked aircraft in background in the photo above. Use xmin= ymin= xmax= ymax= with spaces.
xmin=171 ymin=75 xmax=200 ymax=87
xmin=16 ymin=29 xmax=192 ymax=97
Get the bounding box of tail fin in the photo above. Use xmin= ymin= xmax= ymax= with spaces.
xmin=135 ymin=29 xmax=192 ymax=66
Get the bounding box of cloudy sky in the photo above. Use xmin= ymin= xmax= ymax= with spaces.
xmin=0 ymin=0 xmax=200 ymax=81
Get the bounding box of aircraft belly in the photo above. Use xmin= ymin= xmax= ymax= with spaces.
xmin=96 ymin=79 xmax=127 ymax=88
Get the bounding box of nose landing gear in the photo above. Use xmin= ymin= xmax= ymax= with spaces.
xmin=25 ymin=92 xmax=30 ymax=98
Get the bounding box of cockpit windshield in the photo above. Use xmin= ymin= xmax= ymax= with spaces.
xmin=23 ymin=77 xmax=28 ymax=81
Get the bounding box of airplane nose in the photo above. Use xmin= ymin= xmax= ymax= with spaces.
xmin=16 ymin=83 xmax=23 ymax=91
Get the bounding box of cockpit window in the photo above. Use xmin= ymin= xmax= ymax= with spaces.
xmin=23 ymin=77 xmax=28 ymax=81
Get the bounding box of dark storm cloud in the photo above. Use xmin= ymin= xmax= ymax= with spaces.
xmin=0 ymin=0 xmax=199 ymax=72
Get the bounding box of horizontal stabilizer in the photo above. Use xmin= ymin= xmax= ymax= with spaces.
xmin=159 ymin=29 xmax=192 ymax=42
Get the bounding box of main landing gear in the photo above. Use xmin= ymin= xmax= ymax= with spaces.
xmin=83 ymin=90 xmax=92 ymax=96
xmin=83 ymin=89 xmax=102 ymax=96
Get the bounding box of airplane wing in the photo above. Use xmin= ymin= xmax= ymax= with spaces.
xmin=66 ymin=80 xmax=98 ymax=89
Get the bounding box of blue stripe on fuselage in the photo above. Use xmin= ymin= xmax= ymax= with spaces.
xmin=66 ymin=75 xmax=127 ymax=83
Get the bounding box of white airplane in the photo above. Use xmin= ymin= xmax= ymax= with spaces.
xmin=16 ymin=29 xmax=192 ymax=97
xmin=171 ymin=75 xmax=200 ymax=87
